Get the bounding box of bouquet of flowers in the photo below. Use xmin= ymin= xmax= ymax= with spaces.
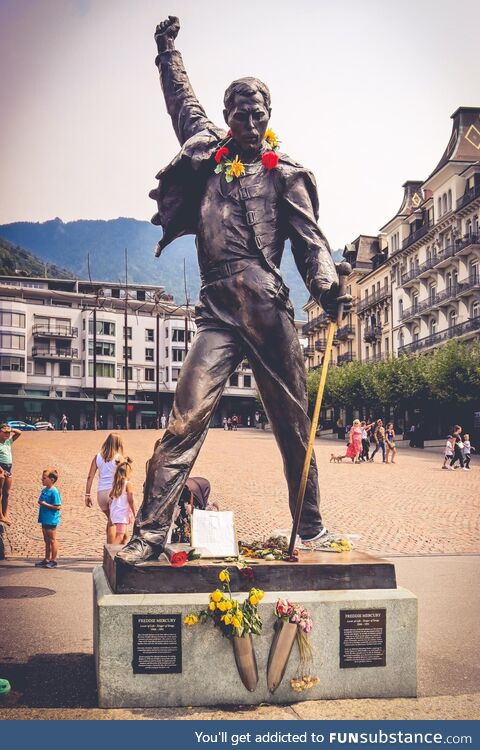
xmin=274 ymin=598 xmax=319 ymax=693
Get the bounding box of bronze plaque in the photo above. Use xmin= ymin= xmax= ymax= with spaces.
xmin=340 ymin=609 xmax=386 ymax=668
xmin=132 ymin=614 xmax=182 ymax=674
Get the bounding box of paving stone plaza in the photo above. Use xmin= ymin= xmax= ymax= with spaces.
xmin=2 ymin=429 xmax=479 ymax=560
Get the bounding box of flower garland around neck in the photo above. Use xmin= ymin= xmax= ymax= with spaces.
xmin=214 ymin=128 xmax=280 ymax=182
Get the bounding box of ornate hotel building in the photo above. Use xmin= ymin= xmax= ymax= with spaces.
xmin=0 ymin=275 xmax=256 ymax=429
xmin=302 ymin=107 xmax=480 ymax=369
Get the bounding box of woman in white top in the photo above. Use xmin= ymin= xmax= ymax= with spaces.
xmin=84 ymin=432 xmax=125 ymax=543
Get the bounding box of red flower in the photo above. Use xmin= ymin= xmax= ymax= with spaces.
xmin=240 ymin=566 xmax=254 ymax=581
xmin=214 ymin=146 xmax=229 ymax=163
xmin=262 ymin=151 xmax=279 ymax=171
xmin=170 ymin=551 xmax=188 ymax=567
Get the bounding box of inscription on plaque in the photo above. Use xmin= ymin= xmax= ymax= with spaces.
xmin=132 ymin=614 xmax=182 ymax=674
xmin=340 ymin=609 xmax=386 ymax=668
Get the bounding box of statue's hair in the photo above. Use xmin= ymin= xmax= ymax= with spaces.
xmin=223 ymin=77 xmax=271 ymax=113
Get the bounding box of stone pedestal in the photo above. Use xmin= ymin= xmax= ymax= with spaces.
xmin=94 ymin=566 xmax=417 ymax=708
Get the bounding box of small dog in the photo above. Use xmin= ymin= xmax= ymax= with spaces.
xmin=330 ymin=453 xmax=348 ymax=463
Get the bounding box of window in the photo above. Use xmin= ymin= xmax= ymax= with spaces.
xmin=412 ymin=328 xmax=419 ymax=343
xmin=120 ymin=366 xmax=133 ymax=381
xmin=165 ymin=327 xmax=169 ymax=338
xmin=398 ymin=299 xmax=403 ymax=318
xmin=437 ymin=197 xmax=442 ymax=218
xmin=171 ymin=367 xmax=181 ymax=381
xmin=229 ymin=373 xmax=239 ymax=387
xmin=59 ymin=361 xmax=71 ymax=377
xmin=88 ymin=320 xmax=115 ymax=336
xmin=145 ymin=348 xmax=154 ymax=361
xmin=384 ymin=306 xmax=389 ymax=324
xmin=124 ymin=326 xmax=132 ymax=339
xmin=243 ymin=375 xmax=252 ymax=388
xmin=447 ymin=190 xmax=452 ymax=212
xmin=0 ymin=333 xmax=25 ymax=349
xmin=449 ymin=310 xmax=457 ymax=329
xmin=123 ymin=346 xmax=132 ymax=359
xmin=72 ymin=365 xmax=81 ymax=377
xmin=429 ymin=283 xmax=437 ymax=302
xmin=385 ymin=338 xmax=389 ymax=354
xmin=165 ymin=347 xmax=169 ymax=358
xmin=88 ymin=362 xmax=115 ymax=378
xmin=0 ymin=311 xmax=26 ymax=328
xmin=172 ymin=329 xmax=194 ymax=343
xmin=145 ymin=368 xmax=155 ymax=381
xmin=137 ymin=290 xmax=146 ymax=302
xmin=411 ymin=293 xmax=419 ymax=311
xmin=172 ymin=348 xmax=185 ymax=362
xmin=430 ymin=319 xmax=437 ymax=336
xmin=34 ymin=360 xmax=46 ymax=375
xmin=442 ymin=193 xmax=447 ymax=214
xmin=145 ymin=329 xmax=154 ymax=342
xmin=89 ymin=342 xmax=116 ymax=357
xmin=470 ymin=262 xmax=478 ymax=282
xmin=471 ymin=301 xmax=480 ymax=319
xmin=0 ymin=355 xmax=25 ymax=371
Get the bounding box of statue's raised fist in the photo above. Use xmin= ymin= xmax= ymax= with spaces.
xmin=155 ymin=16 xmax=180 ymax=52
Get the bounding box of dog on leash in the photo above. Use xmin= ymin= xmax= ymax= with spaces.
xmin=330 ymin=453 xmax=348 ymax=463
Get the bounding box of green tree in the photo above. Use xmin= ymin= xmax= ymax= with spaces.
xmin=426 ymin=340 xmax=480 ymax=403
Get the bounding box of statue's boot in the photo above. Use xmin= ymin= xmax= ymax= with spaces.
xmin=115 ymin=537 xmax=161 ymax=564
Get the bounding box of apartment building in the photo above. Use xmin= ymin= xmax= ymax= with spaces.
xmin=386 ymin=108 xmax=480 ymax=355
xmin=0 ymin=275 xmax=257 ymax=429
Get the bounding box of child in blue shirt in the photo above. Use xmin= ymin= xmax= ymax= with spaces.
xmin=35 ymin=468 xmax=61 ymax=568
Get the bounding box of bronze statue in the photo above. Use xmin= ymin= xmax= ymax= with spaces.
xmin=118 ymin=16 xmax=351 ymax=563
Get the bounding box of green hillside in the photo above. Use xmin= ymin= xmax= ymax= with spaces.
xmin=0 ymin=235 xmax=75 ymax=279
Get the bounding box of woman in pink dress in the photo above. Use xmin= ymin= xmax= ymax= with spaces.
xmin=346 ymin=419 xmax=362 ymax=463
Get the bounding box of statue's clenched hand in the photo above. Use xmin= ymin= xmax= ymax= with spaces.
xmin=155 ymin=16 xmax=180 ymax=53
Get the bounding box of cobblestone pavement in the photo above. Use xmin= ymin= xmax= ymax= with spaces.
xmin=2 ymin=430 xmax=479 ymax=559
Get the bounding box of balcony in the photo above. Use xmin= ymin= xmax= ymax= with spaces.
xmin=455 ymin=232 xmax=480 ymax=254
xmin=32 ymin=347 xmax=78 ymax=359
xmin=315 ymin=339 xmax=326 ymax=352
xmin=304 ymin=346 xmax=315 ymax=357
xmin=401 ymin=222 xmax=433 ymax=251
xmin=336 ymin=324 xmax=355 ymax=340
xmin=337 ymin=352 xmax=356 ymax=365
xmin=400 ymin=283 xmax=467 ymax=322
xmin=456 ymin=183 xmax=480 ymax=211
xmin=356 ymin=287 xmax=390 ymax=314
xmin=363 ymin=353 xmax=387 ymax=363
xmin=363 ymin=325 xmax=382 ymax=343
xmin=456 ymin=273 xmax=480 ymax=297
xmin=398 ymin=316 xmax=480 ymax=356
xmin=32 ymin=324 xmax=78 ymax=338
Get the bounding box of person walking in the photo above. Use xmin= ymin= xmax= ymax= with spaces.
xmin=345 ymin=419 xmax=362 ymax=463
xmin=370 ymin=420 xmax=386 ymax=463
xmin=360 ymin=420 xmax=375 ymax=461
xmin=0 ymin=424 xmax=21 ymax=525
xmin=385 ymin=422 xmax=397 ymax=464
xmin=232 ymin=414 xmax=238 ymax=431
xmin=450 ymin=425 xmax=466 ymax=470
xmin=160 ymin=414 xmax=167 ymax=429
xmin=84 ymin=432 xmax=125 ymax=543
xmin=463 ymin=434 xmax=475 ymax=470
xmin=442 ymin=435 xmax=455 ymax=470
xmin=60 ymin=414 xmax=68 ymax=433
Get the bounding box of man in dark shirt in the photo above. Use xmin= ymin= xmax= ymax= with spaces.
xmin=118 ymin=16 xmax=351 ymax=563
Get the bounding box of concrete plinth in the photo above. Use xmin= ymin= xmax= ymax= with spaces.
xmin=94 ymin=566 xmax=417 ymax=708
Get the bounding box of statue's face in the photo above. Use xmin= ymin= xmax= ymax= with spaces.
xmin=224 ymin=92 xmax=270 ymax=157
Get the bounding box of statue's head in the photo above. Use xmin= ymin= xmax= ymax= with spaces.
xmin=223 ymin=77 xmax=271 ymax=157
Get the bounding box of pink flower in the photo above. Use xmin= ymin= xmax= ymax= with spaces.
xmin=276 ymin=598 xmax=294 ymax=618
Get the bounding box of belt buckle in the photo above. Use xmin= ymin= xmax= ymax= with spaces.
xmin=239 ymin=187 xmax=251 ymax=200
xmin=254 ymin=235 xmax=263 ymax=249
xmin=246 ymin=210 xmax=256 ymax=225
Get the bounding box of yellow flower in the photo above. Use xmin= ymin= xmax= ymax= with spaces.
xmin=232 ymin=616 xmax=241 ymax=628
xmin=184 ymin=614 xmax=198 ymax=625
xmin=225 ymin=599 xmax=233 ymax=610
xmin=209 ymin=601 xmax=216 ymax=611
xmin=217 ymin=601 xmax=228 ymax=612
xmin=219 ymin=569 xmax=230 ymax=583
xmin=222 ymin=614 xmax=232 ymax=625
xmin=235 ymin=609 xmax=243 ymax=621
xmin=264 ymin=128 xmax=279 ymax=149
xmin=225 ymin=155 xmax=245 ymax=179
xmin=249 ymin=595 xmax=259 ymax=606
xmin=210 ymin=590 xmax=223 ymax=602
xmin=256 ymin=589 xmax=265 ymax=601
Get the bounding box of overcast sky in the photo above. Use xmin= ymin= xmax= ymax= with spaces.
xmin=1 ymin=0 xmax=479 ymax=249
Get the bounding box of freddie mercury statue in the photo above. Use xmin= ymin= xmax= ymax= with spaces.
xmin=118 ymin=16 xmax=351 ymax=563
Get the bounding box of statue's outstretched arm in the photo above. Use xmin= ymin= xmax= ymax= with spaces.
xmin=154 ymin=16 xmax=216 ymax=145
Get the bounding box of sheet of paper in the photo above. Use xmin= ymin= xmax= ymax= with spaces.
xmin=191 ymin=509 xmax=237 ymax=558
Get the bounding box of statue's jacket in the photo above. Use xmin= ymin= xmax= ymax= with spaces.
xmin=149 ymin=49 xmax=337 ymax=302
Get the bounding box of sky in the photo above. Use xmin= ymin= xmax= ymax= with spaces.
xmin=0 ymin=0 xmax=479 ymax=250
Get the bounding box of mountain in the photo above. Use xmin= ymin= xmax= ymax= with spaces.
xmin=0 ymin=218 xmax=344 ymax=318
xmin=0 ymin=235 xmax=74 ymax=279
